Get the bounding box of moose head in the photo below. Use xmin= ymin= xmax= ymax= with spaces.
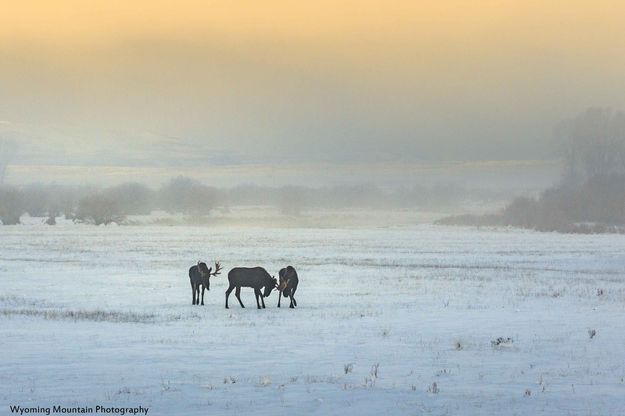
xmin=263 ymin=276 xmax=278 ymax=298
xmin=197 ymin=261 xmax=211 ymax=277
xmin=197 ymin=261 xmax=222 ymax=278
xmin=277 ymin=278 xmax=289 ymax=292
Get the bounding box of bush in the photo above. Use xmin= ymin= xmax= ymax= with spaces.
xmin=577 ymin=175 xmax=625 ymax=224
xmin=76 ymin=194 xmax=124 ymax=225
xmin=158 ymin=176 xmax=218 ymax=216
xmin=103 ymin=182 xmax=155 ymax=215
xmin=0 ymin=186 xmax=25 ymax=225
xmin=22 ymin=184 xmax=54 ymax=217
xmin=502 ymin=196 xmax=540 ymax=228
xmin=435 ymin=213 xmax=503 ymax=227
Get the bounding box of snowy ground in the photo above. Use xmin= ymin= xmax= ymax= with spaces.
xmin=1 ymin=224 xmax=625 ymax=415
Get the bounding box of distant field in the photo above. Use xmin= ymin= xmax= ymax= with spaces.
xmin=1 ymin=224 xmax=624 ymax=415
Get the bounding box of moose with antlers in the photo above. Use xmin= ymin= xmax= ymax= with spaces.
xmin=277 ymin=265 xmax=299 ymax=308
xmin=189 ymin=261 xmax=222 ymax=305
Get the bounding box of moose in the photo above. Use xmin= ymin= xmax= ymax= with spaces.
xmin=225 ymin=267 xmax=278 ymax=309
xmin=189 ymin=261 xmax=222 ymax=305
xmin=277 ymin=265 xmax=299 ymax=308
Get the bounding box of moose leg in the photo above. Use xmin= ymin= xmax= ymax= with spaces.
xmin=277 ymin=290 xmax=282 ymax=308
xmin=291 ymin=287 xmax=297 ymax=307
xmin=254 ymin=289 xmax=262 ymax=309
xmin=225 ymin=285 xmax=235 ymax=309
xmin=260 ymin=293 xmax=266 ymax=309
xmin=191 ymin=282 xmax=195 ymax=305
xmin=235 ymin=287 xmax=245 ymax=308
xmin=200 ymin=285 xmax=205 ymax=306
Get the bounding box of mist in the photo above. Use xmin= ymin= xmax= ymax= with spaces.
xmin=2 ymin=1 xmax=625 ymax=229
xmin=2 ymin=1 xmax=625 ymax=177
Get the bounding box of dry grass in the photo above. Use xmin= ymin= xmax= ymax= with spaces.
xmin=0 ymin=308 xmax=158 ymax=323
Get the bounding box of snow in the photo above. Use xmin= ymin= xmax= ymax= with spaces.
xmin=1 ymin=223 xmax=625 ymax=415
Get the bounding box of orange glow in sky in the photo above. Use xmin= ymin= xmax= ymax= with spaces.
xmin=1 ymin=1 xmax=625 ymax=164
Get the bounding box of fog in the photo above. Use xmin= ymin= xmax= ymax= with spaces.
xmin=2 ymin=2 xmax=625 ymax=229
xmin=2 ymin=1 xmax=625 ymax=175
xmin=4 ymin=108 xmax=625 ymax=232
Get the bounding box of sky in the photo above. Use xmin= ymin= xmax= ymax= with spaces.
xmin=1 ymin=0 xmax=625 ymax=170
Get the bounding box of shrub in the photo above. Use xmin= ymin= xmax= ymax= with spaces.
xmin=76 ymin=194 xmax=124 ymax=225
xmin=0 ymin=186 xmax=25 ymax=225
xmin=158 ymin=176 xmax=218 ymax=216
xmin=103 ymin=182 xmax=155 ymax=215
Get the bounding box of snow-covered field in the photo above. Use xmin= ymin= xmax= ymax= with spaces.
xmin=1 ymin=224 xmax=625 ymax=415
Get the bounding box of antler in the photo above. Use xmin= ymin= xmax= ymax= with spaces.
xmin=211 ymin=261 xmax=222 ymax=277
xmin=277 ymin=278 xmax=289 ymax=291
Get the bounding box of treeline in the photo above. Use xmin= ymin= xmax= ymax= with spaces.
xmin=438 ymin=108 xmax=625 ymax=233
xmin=0 ymin=177 xmax=221 ymax=225
xmin=438 ymin=175 xmax=625 ymax=233
xmin=0 ymin=176 xmax=500 ymax=225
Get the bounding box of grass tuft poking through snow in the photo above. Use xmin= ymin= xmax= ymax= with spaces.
xmin=0 ymin=308 xmax=158 ymax=323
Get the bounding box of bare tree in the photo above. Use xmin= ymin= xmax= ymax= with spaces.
xmin=0 ymin=186 xmax=25 ymax=225
xmin=76 ymin=194 xmax=124 ymax=225
xmin=104 ymin=182 xmax=155 ymax=215
xmin=555 ymin=108 xmax=625 ymax=185
xmin=158 ymin=176 xmax=217 ymax=216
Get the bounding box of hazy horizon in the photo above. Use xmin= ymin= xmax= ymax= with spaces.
xmin=2 ymin=160 xmax=558 ymax=192
xmin=2 ymin=1 xmax=625 ymax=182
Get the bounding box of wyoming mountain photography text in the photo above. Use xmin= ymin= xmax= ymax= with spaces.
xmin=2 ymin=1 xmax=625 ymax=415
xmin=8 ymin=406 xmax=149 ymax=416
